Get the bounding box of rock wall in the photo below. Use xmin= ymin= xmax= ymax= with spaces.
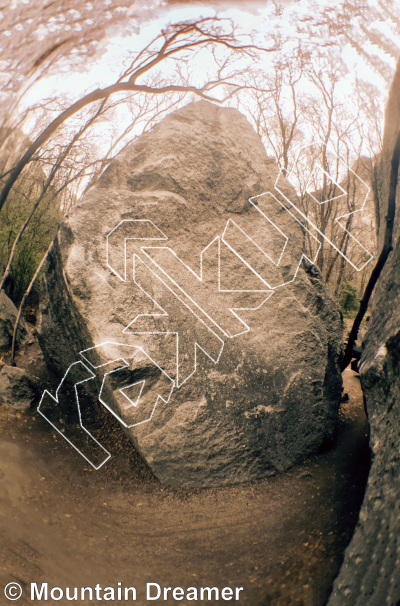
xmin=328 ymin=61 xmax=400 ymax=605
xmin=0 ymin=290 xmax=28 ymax=353
xmin=38 ymin=101 xmax=343 ymax=487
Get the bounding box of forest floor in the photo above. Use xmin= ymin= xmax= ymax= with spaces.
xmin=0 ymin=339 xmax=370 ymax=606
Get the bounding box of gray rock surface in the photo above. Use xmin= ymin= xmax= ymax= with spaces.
xmin=0 ymin=365 xmax=38 ymax=410
xmin=0 ymin=290 xmax=28 ymax=353
xmin=328 ymin=61 xmax=400 ymax=605
xmin=38 ymin=101 xmax=343 ymax=487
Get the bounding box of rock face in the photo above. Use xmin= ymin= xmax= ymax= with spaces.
xmin=0 ymin=290 xmax=28 ymax=353
xmin=0 ymin=365 xmax=38 ymax=410
xmin=38 ymin=101 xmax=343 ymax=487
xmin=328 ymin=62 xmax=400 ymax=604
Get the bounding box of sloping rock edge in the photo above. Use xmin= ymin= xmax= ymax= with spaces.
xmin=328 ymin=60 xmax=400 ymax=606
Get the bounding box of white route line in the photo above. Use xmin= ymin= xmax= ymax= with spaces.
xmin=120 ymin=379 xmax=145 ymax=407
xmin=222 ymin=191 xmax=322 ymax=290
xmin=37 ymin=361 xmax=111 ymax=470
xmin=141 ymin=236 xmax=274 ymax=339
xmin=79 ymin=342 xmax=174 ymax=428
xmin=106 ymin=219 xmax=168 ymax=281
xmin=40 ymin=145 xmax=373 ymax=467
xmin=122 ymin=255 xmax=225 ymax=388
xmin=275 ymin=142 xmax=374 ymax=272
xmin=306 ymin=164 xmax=348 ymax=205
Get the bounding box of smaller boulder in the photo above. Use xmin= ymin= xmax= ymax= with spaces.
xmin=0 ymin=365 xmax=38 ymax=410
xmin=0 ymin=291 xmax=28 ymax=353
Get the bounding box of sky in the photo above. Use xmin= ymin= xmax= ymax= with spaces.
xmin=12 ymin=0 xmax=398 ymax=175
xmin=20 ymin=0 xmax=394 ymax=110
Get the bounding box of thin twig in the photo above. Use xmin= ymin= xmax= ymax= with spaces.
xmin=10 ymin=240 xmax=54 ymax=365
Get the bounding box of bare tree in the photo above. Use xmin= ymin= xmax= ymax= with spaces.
xmin=1 ymin=2 xmax=395 ymax=345
xmin=256 ymin=50 xmax=381 ymax=296
xmin=0 ymin=16 xmax=279 ymax=350
xmin=0 ymin=18 xmax=276 ymax=216
xmin=250 ymin=51 xmax=312 ymax=172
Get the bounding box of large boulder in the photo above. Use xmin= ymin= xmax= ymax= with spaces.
xmin=328 ymin=62 xmax=400 ymax=604
xmin=38 ymin=101 xmax=343 ymax=487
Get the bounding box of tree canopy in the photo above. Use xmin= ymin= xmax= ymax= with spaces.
xmin=1 ymin=0 xmax=400 ymax=361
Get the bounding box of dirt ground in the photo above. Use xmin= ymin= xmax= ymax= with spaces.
xmin=0 ymin=343 xmax=370 ymax=606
